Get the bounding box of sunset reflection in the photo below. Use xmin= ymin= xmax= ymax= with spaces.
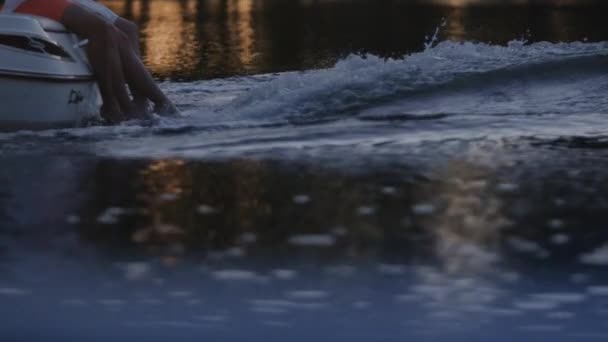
xmin=133 ymin=159 xmax=191 ymax=264
xmin=231 ymin=0 xmax=255 ymax=67
xmin=142 ymin=0 xmax=199 ymax=74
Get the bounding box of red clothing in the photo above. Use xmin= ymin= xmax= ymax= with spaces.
xmin=11 ymin=0 xmax=71 ymax=22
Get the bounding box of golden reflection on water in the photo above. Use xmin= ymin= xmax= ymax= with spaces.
xmin=228 ymin=0 xmax=255 ymax=67
xmin=142 ymin=0 xmax=198 ymax=74
xmin=134 ymin=159 xmax=191 ymax=264
xmin=444 ymin=7 xmax=466 ymax=41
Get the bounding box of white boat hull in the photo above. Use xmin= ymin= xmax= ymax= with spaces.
xmin=0 ymin=14 xmax=102 ymax=130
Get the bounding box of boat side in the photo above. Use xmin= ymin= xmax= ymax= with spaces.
xmin=0 ymin=14 xmax=101 ymax=129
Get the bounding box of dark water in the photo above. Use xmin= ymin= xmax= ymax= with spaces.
xmin=3 ymin=1 xmax=608 ymax=341
xmin=106 ymin=0 xmax=608 ymax=80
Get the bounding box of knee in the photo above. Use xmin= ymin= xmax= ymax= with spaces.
xmin=89 ymin=19 xmax=117 ymax=45
xmin=117 ymin=19 xmax=139 ymax=42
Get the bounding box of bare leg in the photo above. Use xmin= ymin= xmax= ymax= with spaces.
xmin=60 ymin=5 xmax=135 ymax=121
xmin=114 ymin=18 xmax=149 ymax=114
xmin=110 ymin=28 xmax=178 ymax=115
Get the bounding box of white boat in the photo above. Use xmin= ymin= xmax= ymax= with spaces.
xmin=0 ymin=14 xmax=101 ymax=131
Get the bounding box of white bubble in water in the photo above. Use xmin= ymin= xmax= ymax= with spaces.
xmin=66 ymin=215 xmax=80 ymax=225
xmin=377 ymin=264 xmax=406 ymax=275
xmin=496 ymin=183 xmax=519 ymax=193
xmin=159 ymin=193 xmax=178 ymax=202
xmin=381 ymin=186 xmax=397 ymax=195
xmin=356 ymin=206 xmax=376 ymax=216
xmin=271 ymin=269 xmax=297 ymax=280
xmin=548 ymin=219 xmax=565 ymax=230
xmin=0 ymin=288 xmax=29 ymax=296
xmin=62 ymin=299 xmax=88 ymax=307
xmin=587 ymin=286 xmax=608 ymax=296
xmin=547 ymin=311 xmax=575 ymax=320
xmin=353 ymin=301 xmax=371 ymax=309
xmin=212 ymin=269 xmax=258 ymax=281
xmin=324 ymin=265 xmax=356 ymax=277
xmin=288 ymin=234 xmax=335 ymax=247
xmin=412 ymin=203 xmax=436 ymax=215
xmin=580 ymin=244 xmax=608 ymax=265
xmin=531 ymin=293 xmax=586 ymax=304
xmin=551 ymin=234 xmax=570 ymax=245
xmin=124 ymin=262 xmax=151 ymax=281
xmin=292 ymin=195 xmax=310 ymax=204
xmin=570 ymin=273 xmax=589 ymax=284
xmin=196 ymin=204 xmax=217 ymax=215
xmin=513 ymin=300 xmax=559 ymax=311
xmin=96 ymin=207 xmax=126 ymax=225
xmin=168 ymin=291 xmax=193 ymax=298
xmin=239 ymin=233 xmax=257 ymax=244
xmin=286 ymin=290 xmax=329 ymax=300
xmin=99 ymin=299 xmax=126 ymax=306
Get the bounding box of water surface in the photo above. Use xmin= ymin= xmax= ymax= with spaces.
xmin=2 ymin=1 xmax=608 ymax=341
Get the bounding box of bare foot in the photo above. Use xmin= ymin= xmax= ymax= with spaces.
xmin=100 ymin=105 xmax=125 ymax=124
xmin=132 ymin=98 xmax=150 ymax=115
xmin=127 ymin=98 xmax=152 ymax=120
xmin=153 ymin=101 xmax=180 ymax=116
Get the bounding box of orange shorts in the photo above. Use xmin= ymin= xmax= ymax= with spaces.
xmin=14 ymin=0 xmax=72 ymax=22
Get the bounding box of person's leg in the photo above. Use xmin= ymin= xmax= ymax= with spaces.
xmin=60 ymin=5 xmax=136 ymax=119
xmin=115 ymin=18 xmax=141 ymax=56
xmin=112 ymin=32 xmax=177 ymax=114
xmin=114 ymin=18 xmax=149 ymax=113
xmin=69 ymin=0 xmax=176 ymax=115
